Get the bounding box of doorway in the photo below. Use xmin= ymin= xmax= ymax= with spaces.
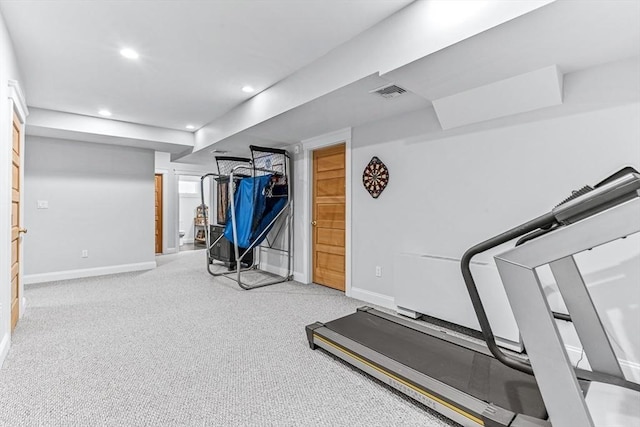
xmin=312 ymin=143 xmax=346 ymax=291
xmin=155 ymin=174 xmax=163 ymax=254
xmin=178 ymin=175 xmax=210 ymax=252
xmin=10 ymin=112 xmax=23 ymax=331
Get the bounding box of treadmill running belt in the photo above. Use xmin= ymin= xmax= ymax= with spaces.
xmin=323 ymin=310 xmax=547 ymax=420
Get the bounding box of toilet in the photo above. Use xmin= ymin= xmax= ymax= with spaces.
xmin=179 ymin=230 xmax=185 ymax=246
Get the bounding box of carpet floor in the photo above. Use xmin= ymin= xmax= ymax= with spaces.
xmin=0 ymin=250 xmax=457 ymax=426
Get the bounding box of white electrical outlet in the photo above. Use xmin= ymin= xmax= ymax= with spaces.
xmin=81 ymin=250 xmax=88 ymax=258
xmin=37 ymin=200 xmax=48 ymax=209
xmin=375 ymin=266 xmax=382 ymax=277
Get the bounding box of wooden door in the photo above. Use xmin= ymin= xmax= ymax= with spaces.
xmin=312 ymin=144 xmax=346 ymax=291
xmin=10 ymin=113 xmax=22 ymax=331
xmin=154 ymin=174 xmax=163 ymax=254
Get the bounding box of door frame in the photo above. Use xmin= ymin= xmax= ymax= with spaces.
xmin=154 ymin=168 xmax=171 ymax=254
xmin=301 ymin=128 xmax=352 ymax=296
xmin=175 ymin=169 xmax=214 ymax=250
xmin=5 ymin=80 xmax=28 ymax=349
xmin=154 ymin=173 xmax=164 ymax=254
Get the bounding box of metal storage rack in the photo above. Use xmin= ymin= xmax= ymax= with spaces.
xmin=200 ymin=147 xmax=293 ymax=290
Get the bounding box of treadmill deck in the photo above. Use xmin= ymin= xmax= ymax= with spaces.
xmin=315 ymin=309 xmax=547 ymax=421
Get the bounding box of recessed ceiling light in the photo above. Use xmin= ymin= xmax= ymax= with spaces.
xmin=120 ymin=48 xmax=139 ymax=60
xmin=186 ymin=125 xmax=195 ymax=130
xmin=98 ymin=109 xmax=112 ymax=117
xmin=242 ymin=86 xmax=254 ymax=93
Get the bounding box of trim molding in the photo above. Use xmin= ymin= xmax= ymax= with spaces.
xmin=8 ymin=80 xmax=29 ymax=122
xmin=620 ymin=359 xmax=640 ymax=383
xmin=23 ymin=261 xmax=157 ymax=285
xmin=300 ymin=128 xmax=352 ymax=295
xmin=174 ymin=169 xmax=212 ymax=176
xmin=8 ymin=79 xmax=29 ymax=344
xmin=155 ymin=169 xmax=169 ymax=254
xmin=565 ymin=345 xmax=640 ymax=383
xmin=258 ymin=262 xmax=288 ymax=279
xmin=302 ymin=128 xmax=351 ymax=151
xmin=349 ymin=287 xmax=395 ymax=310
xmin=0 ymin=333 xmax=9 ymax=368
xmin=257 ymin=248 xmax=292 ymax=279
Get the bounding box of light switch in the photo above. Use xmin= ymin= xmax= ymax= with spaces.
xmin=37 ymin=200 xmax=48 ymax=209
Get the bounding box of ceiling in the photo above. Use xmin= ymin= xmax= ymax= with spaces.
xmin=2 ymin=0 xmax=639 ymax=165
xmin=177 ymin=0 xmax=640 ymax=162
xmin=0 ymin=0 xmax=413 ymax=131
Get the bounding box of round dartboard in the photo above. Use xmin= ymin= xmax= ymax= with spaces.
xmin=362 ymin=156 xmax=389 ymax=199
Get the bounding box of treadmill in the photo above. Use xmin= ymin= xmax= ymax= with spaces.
xmin=306 ymin=167 xmax=640 ymax=427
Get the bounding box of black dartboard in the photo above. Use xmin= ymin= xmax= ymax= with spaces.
xmin=362 ymin=156 xmax=389 ymax=199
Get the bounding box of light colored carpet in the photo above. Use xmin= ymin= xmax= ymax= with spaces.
xmin=0 ymin=250 xmax=457 ymax=426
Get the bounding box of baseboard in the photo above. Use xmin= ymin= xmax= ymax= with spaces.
xmin=164 ymin=247 xmax=178 ymax=254
xmin=0 ymin=332 xmax=10 ymax=369
xmin=620 ymin=359 xmax=640 ymax=383
xmin=349 ymin=286 xmax=395 ymax=310
xmin=258 ymin=248 xmax=292 ymax=279
xmin=23 ymin=261 xmax=157 ymax=285
xmin=566 ymin=345 xmax=640 ymax=383
xmin=293 ymin=271 xmax=305 ymax=283
xmin=258 ymin=262 xmax=291 ymax=279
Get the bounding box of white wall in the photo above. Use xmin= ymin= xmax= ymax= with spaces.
xmin=0 ymin=10 xmax=25 ymax=366
xmin=347 ymin=58 xmax=639 ymax=291
xmin=351 ymin=104 xmax=639 ymax=289
xmin=343 ymin=59 xmax=640 ymax=377
xmin=23 ymin=137 xmax=156 ymax=282
xmin=286 ymin=57 xmax=640 ymax=378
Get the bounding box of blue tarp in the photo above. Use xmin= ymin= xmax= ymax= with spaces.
xmin=224 ymin=174 xmax=288 ymax=248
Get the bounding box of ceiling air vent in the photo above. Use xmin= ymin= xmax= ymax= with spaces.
xmin=370 ymin=84 xmax=407 ymax=99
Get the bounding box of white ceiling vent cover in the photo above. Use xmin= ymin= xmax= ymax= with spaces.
xmin=370 ymin=84 xmax=407 ymax=99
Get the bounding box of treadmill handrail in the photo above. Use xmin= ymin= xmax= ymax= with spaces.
xmin=460 ymin=212 xmax=557 ymax=376
xmin=461 ymin=169 xmax=640 ymax=376
xmin=552 ymin=172 xmax=640 ymax=225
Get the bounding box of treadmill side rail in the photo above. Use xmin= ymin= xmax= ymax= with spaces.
xmin=482 ymin=406 xmax=516 ymax=427
xmin=310 ymin=325 xmax=519 ymax=427
xmin=510 ymin=414 xmax=552 ymax=427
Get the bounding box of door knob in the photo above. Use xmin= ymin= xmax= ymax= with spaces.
xmin=311 ymin=221 xmax=317 ymax=226
xmin=18 ymin=228 xmax=28 ymax=234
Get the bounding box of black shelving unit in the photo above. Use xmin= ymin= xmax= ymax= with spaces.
xmin=209 ymin=225 xmax=253 ymax=269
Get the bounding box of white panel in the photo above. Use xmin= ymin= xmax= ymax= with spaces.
xmin=433 ymin=65 xmax=563 ymax=130
xmin=394 ymin=253 xmax=521 ymax=348
xmin=350 ymin=286 xmax=395 ymax=310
